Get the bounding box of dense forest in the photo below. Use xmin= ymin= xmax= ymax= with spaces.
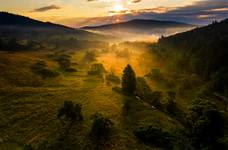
xmin=152 ymin=19 xmax=228 ymax=96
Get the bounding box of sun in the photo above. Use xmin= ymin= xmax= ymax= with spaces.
xmin=112 ymin=4 xmax=124 ymax=12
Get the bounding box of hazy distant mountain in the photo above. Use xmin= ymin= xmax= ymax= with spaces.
xmin=82 ymin=19 xmax=196 ymax=41
xmin=83 ymin=19 xmax=195 ymax=30
xmin=0 ymin=12 xmax=109 ymax=41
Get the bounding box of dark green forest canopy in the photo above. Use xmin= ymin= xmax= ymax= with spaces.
xmin=151 ymin=19 xmax=228 ymax=93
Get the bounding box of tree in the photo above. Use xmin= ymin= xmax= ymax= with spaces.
xmin=166 ymin=91 xmax=177 ymax=113
xmin=7 ymin=38 xmax=20 ymax=50
xmin=57 ymin=101 xmax=83 ymax=122
xmin=90 ymin=113 xmax=113 ymax=141
xmin=186 ymin=98 xmax=224 ymax=149
xmin=122 ymin=64 xmax=136 ymax=94
xmin=134 ymin=125 xmax=172 ymax=148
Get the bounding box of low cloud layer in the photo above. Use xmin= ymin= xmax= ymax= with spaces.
xmin=33 ymin=5 xmax=61 ymax=12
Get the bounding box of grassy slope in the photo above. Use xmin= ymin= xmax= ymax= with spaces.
xmin=0 ymin=49 xmax=181 ymax=150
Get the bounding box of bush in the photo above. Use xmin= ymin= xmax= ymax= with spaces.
xmin=83 ymin=51 xmax=96 ymax=62
xmin=136 ymin=77 xmax=153 ymax=100
xmin=147 ymin=69 xmax=164 ymax=81
xmin=123 ymin=99 xmax=131 ymax=112
xmin=135 ymin=77 xmax=162 ymax=108
xmin=53 ymin=54 xmax=77 ymax=72
xmin=134 ymin=125 xmax=172 ymax=148
xmin=57 ymin=101 xmax=83 ymax=122
xmin=166 ymin=91 xmax=177 ymax=113
xmin=106 ymin=73 xmax=120 ymax=83
xmin=186 ymin=98 xmax=224 ymax=149
xmin=150 ymin=91 xmax=162 ymax=108
xmin=88 ymin=63 xmax=106 ymax=75
xmin=90 ymin=113 xmax=113 ymax=141
xmin=31 ymin=60 xmax=59 ymax=78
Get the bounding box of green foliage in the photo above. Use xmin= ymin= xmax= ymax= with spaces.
xmin=186 ymin=98 xmax=224 ymax=149
xmin=150 ymin=91 xmax=162 ymax=108
xmin=122 ymin=64 xmax=136 ymax=94
xmin=135 ymin=77 xmax=162 ymax=108
xmin=166 ymin=91 xmax=177 ymax=114
xmin=53 ymin=53 xmax=77 ymax=72
xmin=154 ymin=19 xmax=228 ymax=85
xmin=136 ymin=77 xmax=153 ymax=99
xmin=0 ymin=38 xmax=40 ymax=51
xmin=57 ymin=101 xmax=83 ymax=122
xmin=90 ymin=113 xmax=113 ymax=141
xmin=83 ymin=51 xmax=96 ymax=62
xmin=123 ymin=99 xmax=131 ymax=113
xmin=88 ymin=63 xmax=106 ymax=75
xmin=106 ymin=73 xmax=120 ymax=83
xmin=147 ymin=69 xmax=164 ymax=81
xmin=134 ymin=125 xmax=172 ymax=148
xmin=31 ymin=60 xmax=59 ymax=78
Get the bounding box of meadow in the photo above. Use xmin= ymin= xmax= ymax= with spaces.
xmin=0 ymin=45 xmax=182 ymax=150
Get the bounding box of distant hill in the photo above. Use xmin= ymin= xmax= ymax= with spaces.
xmin=83 ymin=19 xmax=194 ymax=30
xmin=154 ymin=19 xmax=228 ymax=82
xmin=0 ymin=12 xmax=109 ymax=41
xmin=82 ymin=19 xmax=196 ymax=41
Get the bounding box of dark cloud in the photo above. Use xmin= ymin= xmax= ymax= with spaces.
xmin=130 ymin=0 xmax=141 ymax=3
xmin=33 ymin=5 xmax=61 ymax=12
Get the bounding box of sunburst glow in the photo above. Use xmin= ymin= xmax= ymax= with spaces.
xmin=112 ymin=4 xmax=124 ymax=12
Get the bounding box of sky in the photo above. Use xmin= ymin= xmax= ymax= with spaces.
xmin=0 ymin=0 xmax=227 ymax=27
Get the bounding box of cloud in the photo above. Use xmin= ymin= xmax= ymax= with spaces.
xmin=130 ymin=0 xmax=141 ymax=3
xmin=33 ymin=5 xmax=61 ymax=12
xmin=108 ymin=0 xmax=228 ymax=24
xmin=59 ymin=0 xmax=228 ymax=27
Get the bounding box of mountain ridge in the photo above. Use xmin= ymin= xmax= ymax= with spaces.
xmin=82 ymin=19 xmax=195 ymax=29
xmin=0 ymin=12 xmax=110 ymax=41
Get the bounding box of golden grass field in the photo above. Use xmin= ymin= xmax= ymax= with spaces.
xmin=0 ymin=47 xmax=193 ymax=150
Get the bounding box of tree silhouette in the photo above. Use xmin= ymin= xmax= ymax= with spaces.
xmin=122 ymin=64 xmax=136 ymax=94
xmin=186 ymin=98 xmax=224 ymax=149
xmin=57 ymin=101 xmax=83 ymax=122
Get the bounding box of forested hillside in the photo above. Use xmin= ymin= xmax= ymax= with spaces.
xmin=152 ymin=19 xmax=228 ymax=95
xmin=0 ymin=12 xmax=110 ymax=41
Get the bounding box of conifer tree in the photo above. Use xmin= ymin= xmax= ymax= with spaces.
xmin=122 ymin=64 xmax=136 ymax=94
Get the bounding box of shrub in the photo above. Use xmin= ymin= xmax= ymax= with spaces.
xmin=57 ymin=101 xmax=83 ymax=122
xmin=31 ymin=60 xmax=59 ymax=78
xmin=136 ymin=77 xmax=153 ymax=100
xmin=135 ymin=77 xmax=162 ymax=108
xmin=147 ymin=69 xmax=164 ymax=81
xmin=134 ymin=125 xmax=172 ymax=148
xmin=186 ymin=98 xmax=224 ymax=149
xmin=166 ymin=91 xmax=177 ymax=113
xmin=88 ymin=63 xmax=106 ymax=75
xmin=53 ymin=54 xmax=77 ymax=72
xmin=83 ymin=51 xmax=96 ymax=62
xmin=90 ymin=113 xmax=113 ymax=141
xmin=106 ymin=73 xmax=120 ymax=83
xmin=150 ymin=91 xmax=162 ymax=108
xmin=123 ymin=99 xmax=131 ymax=112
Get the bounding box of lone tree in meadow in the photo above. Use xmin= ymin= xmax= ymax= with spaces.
xmin=122 ymin=64 xmax=136 ymax=94
xmin=57 ymin=101 xmax=83 ymax=123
